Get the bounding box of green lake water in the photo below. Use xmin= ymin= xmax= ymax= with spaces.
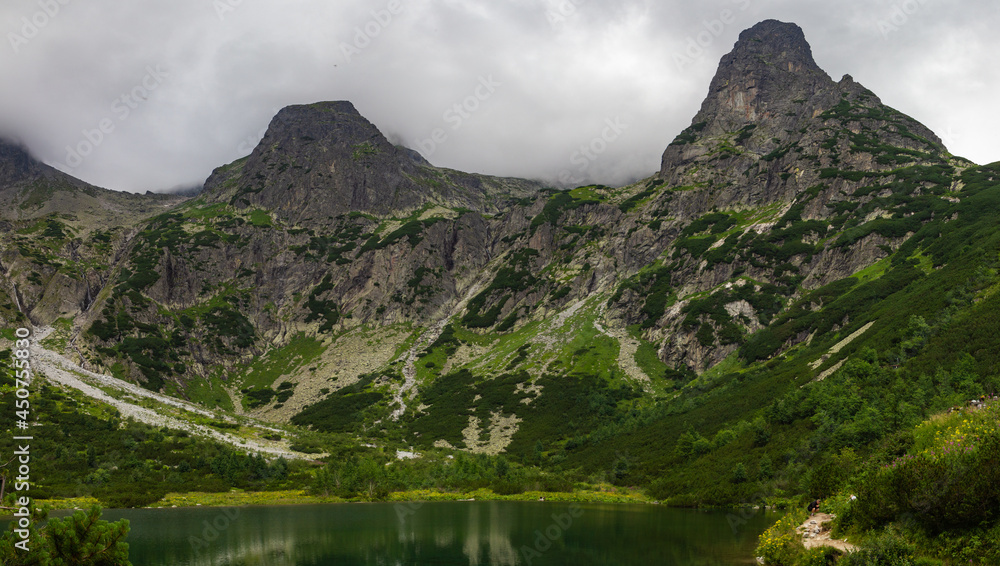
xmin=90 ymin=502 xmax=777 ymax=565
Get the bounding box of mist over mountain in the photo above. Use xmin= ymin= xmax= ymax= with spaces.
xmin=2 ymin=23 xmax=1000 ymax=559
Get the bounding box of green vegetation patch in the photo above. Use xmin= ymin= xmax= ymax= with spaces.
xmin=292 ymin=372 xmax=388 ymax=433
xmin=530 ymin=191 xmax=601 ymax=231
xmin=239 ymin=334 xmax=325 ymax=390
xmin=462 ymin=250 xmax=540 ymax=329
xmin=618 ymin=179 xmax=665 ymax=213
xmin=669 ymin=121 xmax=708 ymax=146
xmin=359 ymin=218 xmax=442 ymax=253
xmin=305 ymin=275 xmax=340 ymax=333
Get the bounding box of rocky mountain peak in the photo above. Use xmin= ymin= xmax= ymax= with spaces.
xmin=200 ymin=101 xmax=427 ymax=220
xmin=267 ymin=101 xmax=381 ymax=148
xmin=683 ymin=20 xmax=831 ymax=138
xmin=659 ymin=20 xmax=833 ymax=180
xmin=202 ymin=102 xmax=540 ymax=222
xmin=659 ymin=19 xmax=944 ymax=188
xmin=723 ymin=20 xmax=822 ymax=76
xmin=0 ymin=138 xmax=44 ymax=187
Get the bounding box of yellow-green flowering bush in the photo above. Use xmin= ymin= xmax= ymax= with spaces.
xmin=854 ymin=402 xmax=1000 ymax=531
xmin=756 ymin=510 xmax=807 ymax=565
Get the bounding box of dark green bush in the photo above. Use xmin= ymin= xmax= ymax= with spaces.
xmin=840 ymin=529 xmax=917 ymax=566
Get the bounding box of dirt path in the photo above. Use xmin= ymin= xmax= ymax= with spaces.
xmin=29 ymin=328 xmax=306 ymax=460
xmin=797 ymin=513 xmax=857 ymax=553
xmin=390 ymin=281 xmax=484 ymax=420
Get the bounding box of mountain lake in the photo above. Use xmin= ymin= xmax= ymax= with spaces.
xmin=79 ymin=501 xmax=778 ymax=565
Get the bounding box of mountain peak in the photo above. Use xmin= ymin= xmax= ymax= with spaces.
xmin=282 ymin=100 xmax=360 ymax=115
xmin=658 ymin=21 xmax=835 ymax=178
xmin=698 ymin=20 xmax=830 ymax=129
xmin=268 ymin=101 xmax=382 ymax=148
xmin=0 ymin=138 xmax=44 ymax=186
xmin=202 ymin=101 xmax=541 ymax=220
xmin=726 ymin=20 xmax=820 ymax=74
xmin=659 ymin=19 xmax=946 ymax=197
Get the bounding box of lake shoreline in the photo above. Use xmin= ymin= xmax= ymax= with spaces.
xmin=30 ymin=487 xmax=659 ymax=511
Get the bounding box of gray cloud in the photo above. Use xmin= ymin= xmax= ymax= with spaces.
xmin=1 ymin=0 xmax=996 ymax=193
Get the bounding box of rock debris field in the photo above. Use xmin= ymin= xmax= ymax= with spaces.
xmin=29 ymin=327 xmax=308 ymax=460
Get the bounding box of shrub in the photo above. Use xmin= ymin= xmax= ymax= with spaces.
xmin=669 ymin=121 xmax=708 ymax=146
xmin=677 ymin=235 xmax=715 ymax=258
xmin=97 ymin=487 xmax=166 ymax=508
xmin=290 ymin=442 xmax=323 ymax=454
xmin=244 ymin=388 xmax=276 ymax=409
xmin=756 ymin=510 xmax=806 ymax=565
xmin=740 ymin=328 xmax=782 ymax=362
xmin=798 ymin=547 xmax=842 ymax=566
xmin=839 ymin=529 xmax=916 ymax=566
xmin=618 ymin=180 xmax=663 ymax=213
xmin=731 ymin=462 xmax=748 ymax=483
xmin=0 ymin=505 xmax=132 ymax=565
xmin=304 ymin=275 xmax=340 ymax=333
xmin=291 ymin=374 xmax=385 ymax=433
xmin=530 ymin=192 xmax=599 ymax=229
xmin=853 ymin=407 xmax=1000 ymax=532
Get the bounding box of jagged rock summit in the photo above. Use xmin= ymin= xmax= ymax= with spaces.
xmin=202 ymin=101 xmax=427 ymax=219
xmin=659 ymin=19 xmax=946 ymax=206
xmin=202 ymin=101 xmax=539 ymax=222
xmin=661 ymin=19 xmax=840 ymax=178
xmin=700 ymin=20 xmax=829 ymax=125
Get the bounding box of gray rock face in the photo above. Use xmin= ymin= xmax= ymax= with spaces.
xmin=203 ymin=101 xmax=539 ymax=223
xmin=0 ymin=141 xmax=187 ymax=325
xmin=212 ymin=102 xmax=424 ymax=218
xmin=685 ymin=20 xmax=827 ymax=134
xmin=0 ymin=140 xmax=44 ymax=187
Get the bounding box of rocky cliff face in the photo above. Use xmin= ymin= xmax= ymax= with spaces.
xmin=0 ymin=21 xmax=982 ymax=453
xmin=663 ymin=20 xmax=831 ymax=171
xmin=0 ymin=141 xmax=186 ymax=326
xmin=613 ymin=20 xmax=962 ymax=370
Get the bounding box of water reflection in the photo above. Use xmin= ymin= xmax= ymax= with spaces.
xmin=96 ymin=501 xmax=775 ymax=566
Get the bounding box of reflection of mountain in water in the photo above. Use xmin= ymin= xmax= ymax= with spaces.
xmin=462 ymin=502 xmax=518 ymax=566
xmin=109 ymin=501 xmax=773 ymax=565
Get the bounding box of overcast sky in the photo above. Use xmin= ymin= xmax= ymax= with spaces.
xmin=0 ymin=0 xmax=997 ymax=193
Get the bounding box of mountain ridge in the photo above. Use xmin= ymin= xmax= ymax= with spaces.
xmin=1 ymin=21 xmax=999 ymax=526
xmin=1 ymin=18 xmax=977 ymax=390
